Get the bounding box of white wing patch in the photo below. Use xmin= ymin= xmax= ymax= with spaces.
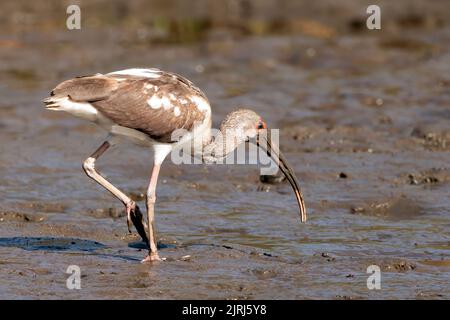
xmin=174 ymin=106 xmax=181 ymax=116
xmin=161 ymin=96 xmax=172 ymax=110
xmin=147 ymin=95 xmax=173 ymax=110
xmin=147 ymin=95 xmax=162 ymax=109
xmin=190 ymin=95 xmax=211 ymax=114
xmin=108 ymin=68 xmax=162 ymax=79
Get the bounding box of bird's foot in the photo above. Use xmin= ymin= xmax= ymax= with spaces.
xmin=141 ymin=253 xmax=164 ymax=263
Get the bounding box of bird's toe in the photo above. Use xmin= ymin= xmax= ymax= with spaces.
xmin=141 ymin=253 xmax=164 ymax=263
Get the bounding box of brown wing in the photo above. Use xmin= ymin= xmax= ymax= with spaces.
xmin=48 ymin=71 xmax=209 ymax=143
xmin=44 ymin=71 xmax=208 ymax=142
xmin=92 ymin=75 xmax=207 ymax=142
xmin=50 ymin=74 xmax=119 ymax=102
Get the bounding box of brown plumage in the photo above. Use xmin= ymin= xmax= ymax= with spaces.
xmin=43 ymin=68 xmax=307 ymax=263
xmin=47 ymin=69 xmax=208 ymax=142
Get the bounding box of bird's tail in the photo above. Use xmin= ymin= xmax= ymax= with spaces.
xmin=42 ymin=96 xmax=63 ymax=109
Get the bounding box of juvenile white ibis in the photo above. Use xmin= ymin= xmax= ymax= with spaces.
xmin=43 ymin=68 xmax=306 ymax=262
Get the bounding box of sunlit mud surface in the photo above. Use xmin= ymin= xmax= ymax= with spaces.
xmin=0 ymin=1 xmax=449 ymax=299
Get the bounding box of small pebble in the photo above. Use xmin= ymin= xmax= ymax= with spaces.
xmin=339 ymin=172 xmax=348 ymax=179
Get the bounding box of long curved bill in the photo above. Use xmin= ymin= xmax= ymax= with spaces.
xmin=257 ymin=130 xmax=307 ymax=222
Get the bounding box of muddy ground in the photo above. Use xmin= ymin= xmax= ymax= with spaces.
xmin=0 ymin=0 xmax=449 ymax=299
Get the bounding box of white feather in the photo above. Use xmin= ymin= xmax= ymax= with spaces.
xmin=107 ymin=68 xmax=162 ymax=79
xmin=153 ymin=144 xmax=173 ymax=165
xmin=49 ymin=97 xmax=99 ymax=121
xmin=190 ymin=95 xmax=211 ymax=114
xmin=147 ymin=95 xmax=162 ymax=109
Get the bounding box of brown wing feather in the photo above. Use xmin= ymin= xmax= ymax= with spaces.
xmin=47 ymin=71 xmax=208 ymax=143
xmin=51 ymin=75 xmax=119 ymax=102
xmin=93 ymin=74 xmax=207 ymax=143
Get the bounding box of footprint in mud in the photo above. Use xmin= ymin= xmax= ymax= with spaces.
xmin=15 ymin=202 xmax=67 ymax=213
xmin=350 ymin=197 xmax=425 ymax=220
xmin=248 ymin=268 xmax=278 ymax=280
xmin=0 ymin=211 xmax=45 ymax=222
xmin=0 ymin=237 xmax=106 ymax=252
xmin=87 ymin=207 xmax=125 ymax=219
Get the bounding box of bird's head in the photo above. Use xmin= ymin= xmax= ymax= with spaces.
xmin=218 ymin=109 xmax=307 ymax=223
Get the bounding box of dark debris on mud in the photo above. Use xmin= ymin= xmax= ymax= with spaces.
xmin=0 ymin=211 xmax=45 ymax=223
xmin=404 ymin=168 xmax=450 ymax=186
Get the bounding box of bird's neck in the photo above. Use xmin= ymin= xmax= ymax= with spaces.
xmin=202 ymin=124 xmax=243 ymax=164
xmin=202 ymin=137 xmax=229 ymax=164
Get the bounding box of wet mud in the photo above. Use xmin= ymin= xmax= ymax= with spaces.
xmin=0 ymin=0 xmax=449 ymax=299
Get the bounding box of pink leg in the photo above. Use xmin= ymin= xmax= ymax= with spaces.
xmin=82 ymin=141 xmax=149 ymax=245
xmin=141 ymin=164 xmax=162 ymax=262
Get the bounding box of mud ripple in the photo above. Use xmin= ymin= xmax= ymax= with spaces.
xmin=350 ymin=197 xmax=425 ymax=220
xmin=0 ymin=211 xmax=45 ymax=222
xmin=0 ymin=237 xmax=106 ymax=252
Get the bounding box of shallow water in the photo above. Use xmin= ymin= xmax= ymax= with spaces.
xmin=0 ymin=0 xmax=449 ymax=299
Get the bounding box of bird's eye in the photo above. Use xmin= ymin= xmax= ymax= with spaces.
xmin=257 ymin=120 xmax=266 ymax=129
